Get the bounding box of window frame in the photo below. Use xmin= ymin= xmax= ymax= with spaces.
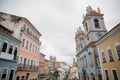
xmin=8 ymin=69 xmax=15 ymax=80
xmin=8 ymin=44 xmax=14 ymax=54
xmin=101 ymin=50 xmax=106 ymax=63
xmin=22 ymin=38 xmax=25 ymax=47
xmin=1 ymin=41 xmax=8 ymax=53
xmin=107 ymin=47 xmax=114 ymax=62
xmin=114 ymin=42 xmax=120 ymax=60
xmin=1 ymin=67 xmax=8 ymax=80
xmin=111 ymin=68 xmax=119 ymax=80
xmin=104 ymin=69 xmax=110 ymax=80
xmin=13 ymin=46 xmax=18 ymax=60
xmin=94 ymin=18 xmax=100 ymax=29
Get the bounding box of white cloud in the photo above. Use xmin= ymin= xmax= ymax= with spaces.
xmin=0 ymin=0 xmax=120 ymax=64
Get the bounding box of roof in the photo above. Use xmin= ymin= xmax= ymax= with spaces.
xmin=95 ymin=23 xmax=120 ymax=45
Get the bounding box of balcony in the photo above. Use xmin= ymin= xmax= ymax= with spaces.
xmin=17 ymin=64 xmax=39 ymax=71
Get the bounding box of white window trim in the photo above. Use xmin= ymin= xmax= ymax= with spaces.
xmin=104 ymin=69 xmax=110 ymax=80
xmin=101 ymin=50 xmax=106 ymax=63
xmin=8 ymin=69 xmax=15 ymax=80
xmin=9 ymin=43 xmax=14 ymax=55
xmin=107 ymin=47 xmax=114 ymax=62
xmin=1 ymin=67 xmax=9 ymax=80
xmin=114 ymin=42 xmax=120 ymax=60
xmin=0 ymin=39 xmax=2 ymax=49
xmin=111 ymin=68 xmax=119 ymax=80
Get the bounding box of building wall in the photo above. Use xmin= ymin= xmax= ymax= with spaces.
xmin=0 ymin=25 xmax=20 ymax=80
xmin=98 ymin=27 xmax=120 ymax=80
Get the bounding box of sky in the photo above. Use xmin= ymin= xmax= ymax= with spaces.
xmin=0 ymin=0 xmax=120 ymax=64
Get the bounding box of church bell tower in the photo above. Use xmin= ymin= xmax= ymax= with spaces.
xmin=82 ymin=6 xmax=107 ymax=45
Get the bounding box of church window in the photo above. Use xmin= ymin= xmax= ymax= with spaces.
xmin=115 ymin=42 xmax=120 ymax=60
xmin=107 ymin=47 xmax=114 ymax=62
xmin=101 ymin=51 xmax=106 ymax=63
xmin=112 ymin=69 xmax=118 ymax=80
xmin=94 ymin=19 xmax=100 ymax=28
xmin=105 ymin=70 xmax=109 ymax=80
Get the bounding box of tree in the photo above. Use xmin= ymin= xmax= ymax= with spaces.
xmin=53 ymin=70 xmax=60 ymax=80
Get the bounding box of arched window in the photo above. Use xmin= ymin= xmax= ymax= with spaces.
xmin=94 ymin=19 xmax=100 ymax=28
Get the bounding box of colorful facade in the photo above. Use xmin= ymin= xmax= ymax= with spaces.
xmin=44 ymin=59 xmax=50 ymax=80
xmin=0 ymin=12 xmax=42 ymax=80
xmin=75 ymin=6 xmax=107 ymax=80
xmin=96 ymin=23 xmax=120 ymax=80
xmin=0 ymin=24 xmax=20 ymax=80
xmin=16 ymin=18 xmax=41 ymax=80
xmin=39 ymin=53 xmax=45 ymax=79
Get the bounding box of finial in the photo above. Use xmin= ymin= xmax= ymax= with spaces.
xmin=97 ymin=7 xmax=101 ymax=13
xmin=79 ymin=26 xmax=82 ymax=31
xmin=88 ymin=5 xmax=92 ymax=10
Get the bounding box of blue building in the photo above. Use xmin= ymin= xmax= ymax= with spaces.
xmin=0 ymin=24 xmax=20 ymax=80
xmin=75 ymin=6 xmax=107 ymax=80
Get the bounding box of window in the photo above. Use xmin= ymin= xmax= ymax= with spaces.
xmin=30 ymin=43 xmax=32 ymax=50
xmin=101 ymin=51 xmax=106 ymax=63
xmin=8 ymin=45 xmax=13 ymax=54
xmin=20 ymin=57 xmax=23 ymax=64
xmin=27 ymin=28 xmax=29 ymax=33
xmin=2 ymin=42 xmax=7 ymax=52
xmin=115 ymin=44 xmax=120 ymax=60
xmin=35 ymin=47 xmax=37 ymax=53
xmin=23 ymin=24 xmax=26 ymax=30
xmin=112 ymin=70 xmax=118 ymax=80
xmin=105 ymin=70 xmax=109 ymax=80
xmin=9 ymin=70 xmax=14 ymax=80
xmin=26 ymin=41 xmax=28 ymax=49
xmin=0 ymin=39 xmax=2 ymax=49
xmin=16 ymin=76 xmax=20 ymax=80
xmin=107 ymin=48 xmax=114 ymax=61
xmin=13 ymin=47 xmax=18 ymax=60
xmin=23 ymin=58 xmax=27 ymax=66
xmin=94 ymin=19 xmax=100 ymax=28
xmin=1 ymin=68 xmax=7 ymax=80
xmin=85 ymin=23 xmax=88 ymax=32
xmin=22 ymin=39 xmax=25 ymax=47
xmin=28 ymin=59 xmax=30 ymax=66
xmin=38 ymin=48 xmax=39 ymax=53
xmin=33 ymin=45 xmax=34 ymax=52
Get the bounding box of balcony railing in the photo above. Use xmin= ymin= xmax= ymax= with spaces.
xmin=17 ymin=64 xmax=39 ymax=71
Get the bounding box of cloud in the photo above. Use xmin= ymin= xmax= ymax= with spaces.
xmin=0 ymin=0 xmax=120 ymax=64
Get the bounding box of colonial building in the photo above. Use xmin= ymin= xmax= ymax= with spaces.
xmin=0 ymin=12 xmax=42 ymax=80
xmin=39 ymin=53 xmax=45 ymax=79
xmin=95 ymin=23 xmax=120 ymax=80
xmin=68 ymin=58 xmax=78 ymax=80
xmin=75 ymin=6 xmax=107 ymax=80
xmin=0 ymin=24 xmax=20 ymax=80
xmin=49 ymin=56 xmax=56 ymax=71
xmin=44 ymin=59 xmax=50 ymax=79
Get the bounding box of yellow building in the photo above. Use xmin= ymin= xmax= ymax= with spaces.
xmin=44 ymin=59 xmax=50 ymax=80
xmin=96 ymin=23 xmax=120 ymax=80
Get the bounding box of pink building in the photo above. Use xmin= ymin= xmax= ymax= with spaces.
xmin=16 ymin=19 xmax=41 ymax=80
xmin=0 ymin=12 xmax=42 ymax=80
xmin=39 ymin=53 xmax=45 ymax=79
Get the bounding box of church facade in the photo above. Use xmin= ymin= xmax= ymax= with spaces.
xmin=75 ymin=6 xmax=107 ymax=80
